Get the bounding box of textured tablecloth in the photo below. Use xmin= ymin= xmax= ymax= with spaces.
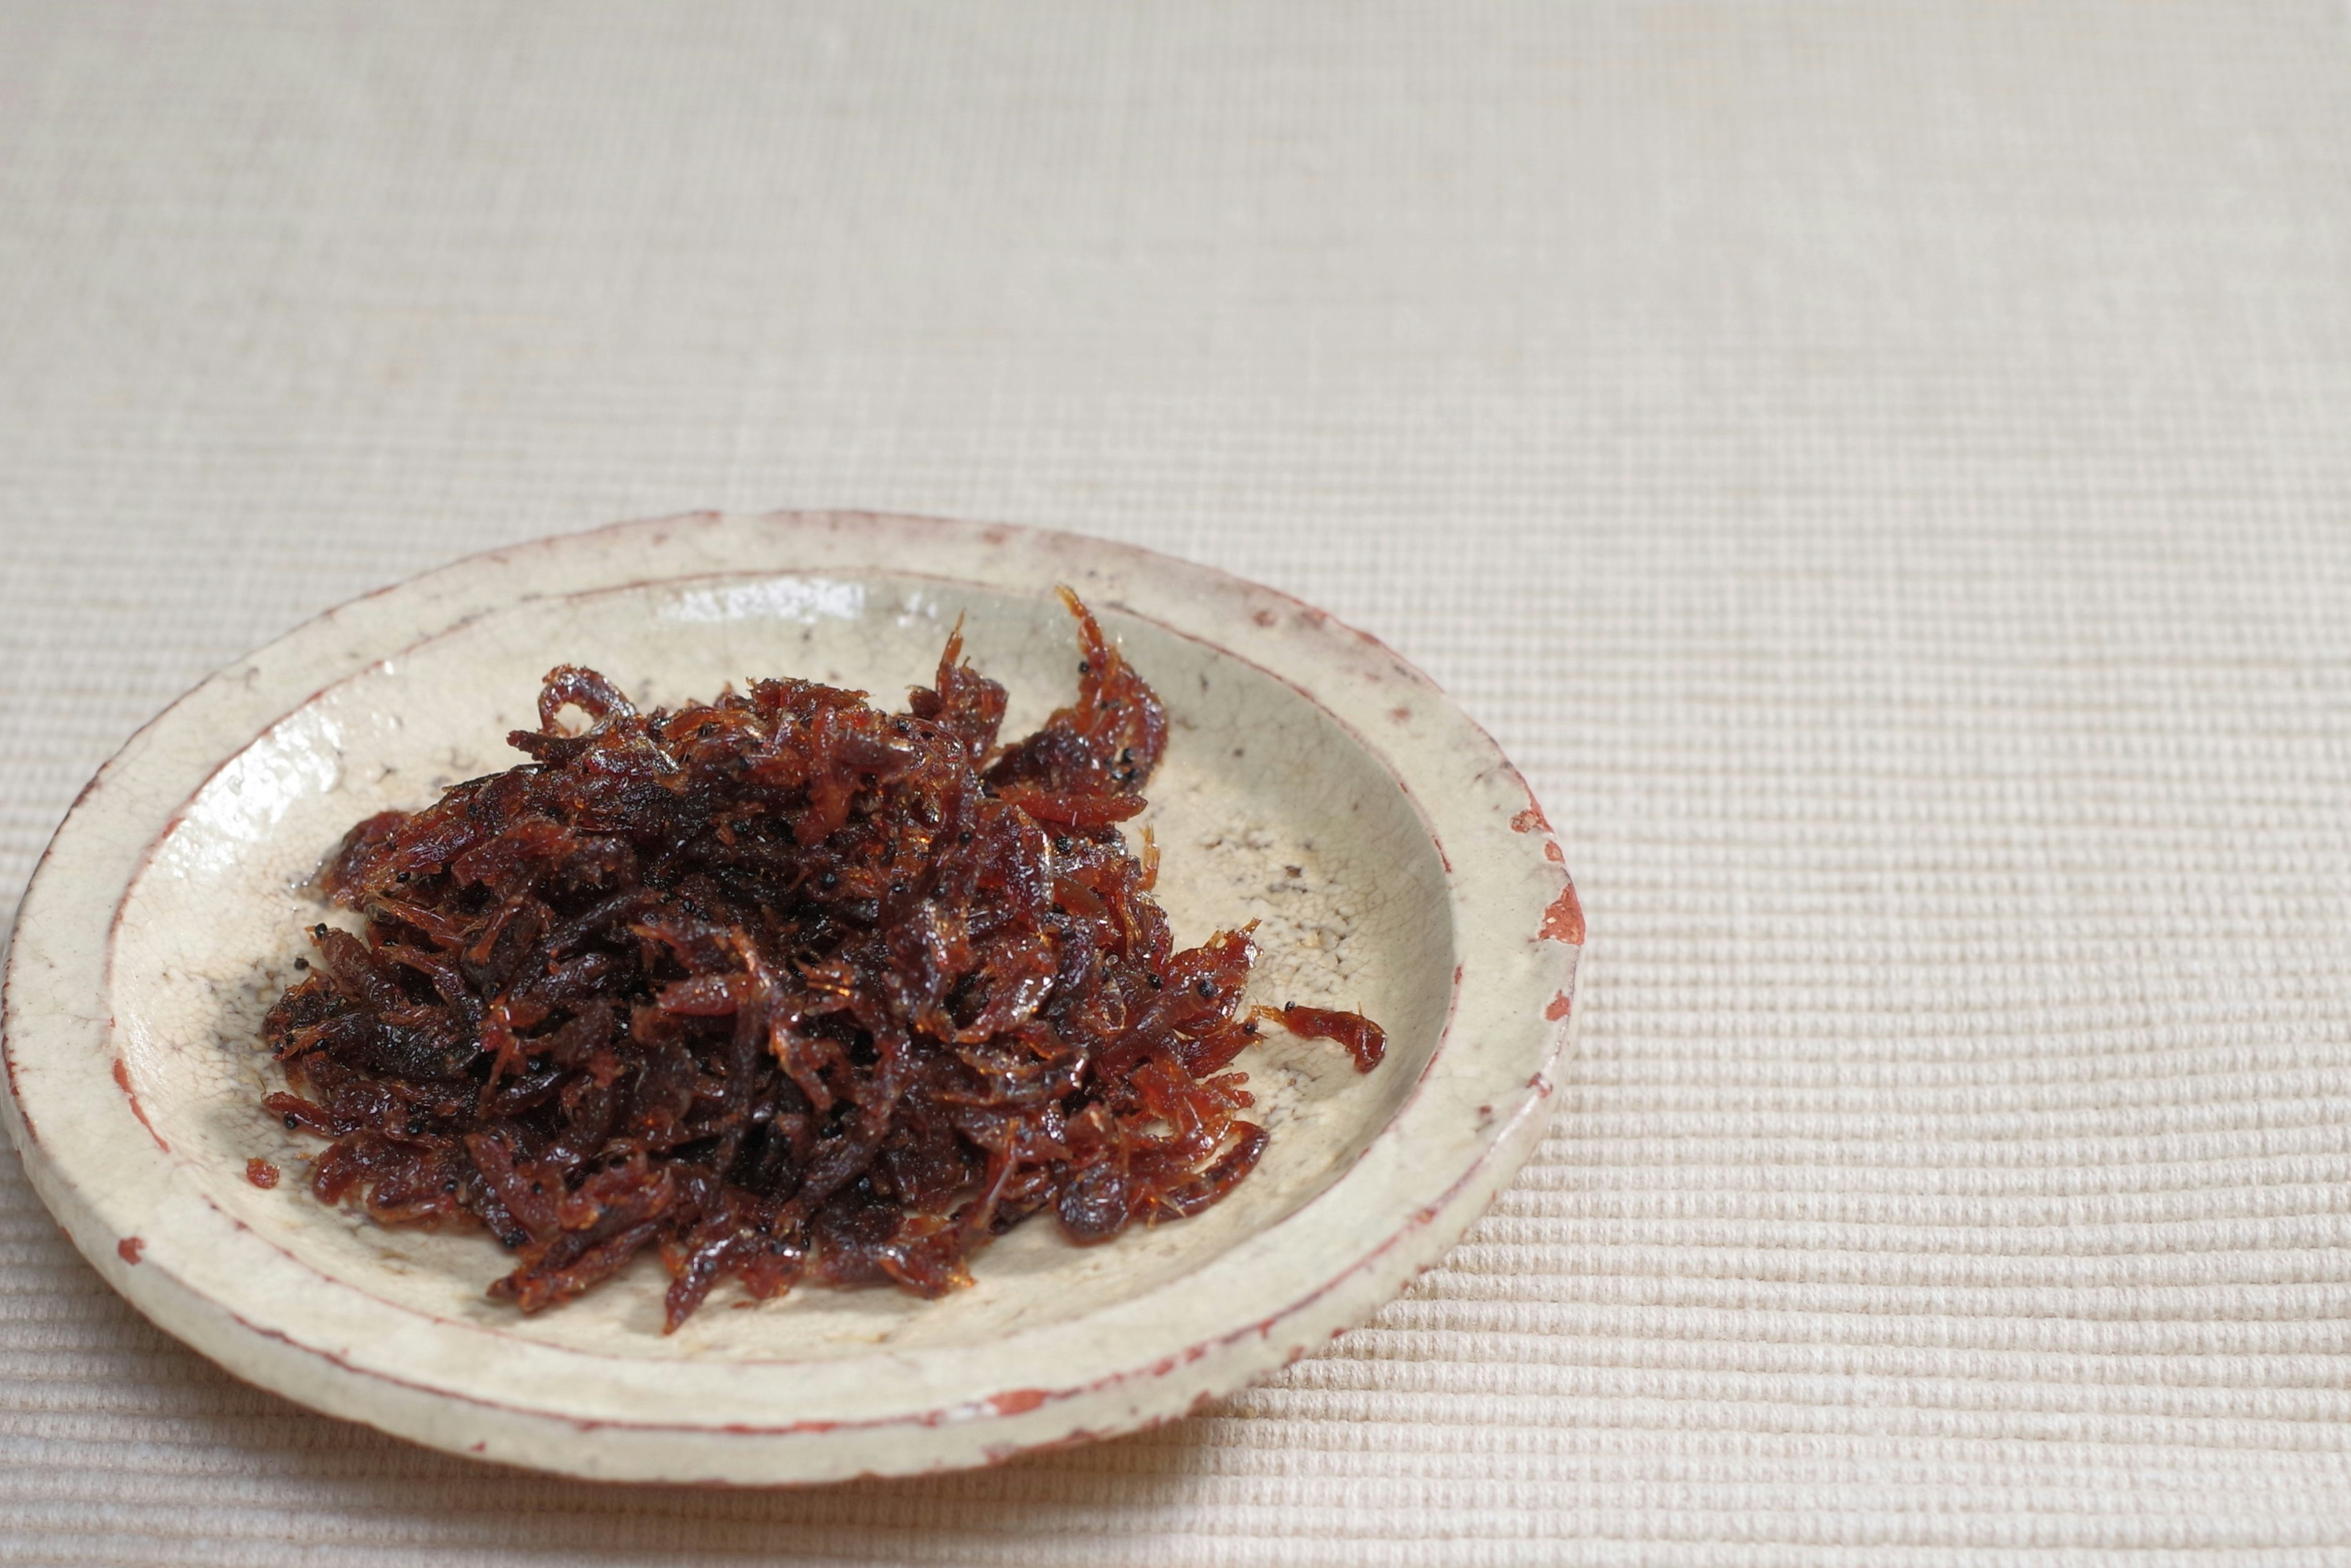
xmin=5 ymin=2 xmax=2350 ymax=1562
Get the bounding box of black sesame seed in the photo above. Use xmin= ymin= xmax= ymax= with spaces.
xmin=1195 ymin=978 xmax=1215 ymax=999
xmin=282 ymin=1113 xmax=299 ymax=1130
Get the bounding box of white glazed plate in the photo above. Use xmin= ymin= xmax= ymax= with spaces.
xmin=1 ymin=512 xmax=1581 ymax=1484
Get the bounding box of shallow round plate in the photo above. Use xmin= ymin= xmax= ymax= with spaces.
xmin=1 ymin=511 xmax=1582 ymax=1484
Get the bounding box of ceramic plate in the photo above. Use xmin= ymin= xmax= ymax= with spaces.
xmin=1 ymin=512 xmax=1581 ymax=1484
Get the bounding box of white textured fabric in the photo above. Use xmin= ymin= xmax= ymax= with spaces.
xmin=5 ymin=2 xmax=2351 ymax=1562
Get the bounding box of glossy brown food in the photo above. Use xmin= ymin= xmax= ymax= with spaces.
xmin=1255 ymin=1004 xmax=1387 ymax=1073
xmin=258 ymin=591 xmax=1318 ymax=1330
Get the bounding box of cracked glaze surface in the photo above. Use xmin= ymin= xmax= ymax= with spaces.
xmin=2 ymin=512 xmax=1580 ymax=1483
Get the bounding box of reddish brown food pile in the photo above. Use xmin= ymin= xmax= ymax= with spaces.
xmin=260 ymin=591 xmax=1376 ymax=1330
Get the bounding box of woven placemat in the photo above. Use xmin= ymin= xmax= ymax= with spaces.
xmin=3 ymin=3 xmax=2349 ymax=1561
